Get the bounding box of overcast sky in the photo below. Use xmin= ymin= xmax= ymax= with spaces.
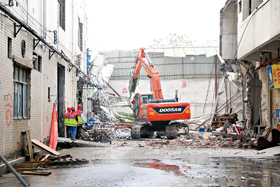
xmin=85 ymin=0 xmax=227 ymax=51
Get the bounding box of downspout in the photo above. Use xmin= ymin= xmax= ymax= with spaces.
xmin=57 ymin=0 xmax=60 ymax=50
xmin=41 ymin=0 xmax=46 ymax=142
xmin=72 ymin=0 xmax=75 ymax=106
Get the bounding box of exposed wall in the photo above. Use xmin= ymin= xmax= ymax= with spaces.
xmin=258 ymin=62 xmax=280 ymax=129
xmin=221 ymin=2 xmax=237 ymax=60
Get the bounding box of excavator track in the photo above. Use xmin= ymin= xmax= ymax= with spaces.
xmin=165 ymin=122 xmax=189 ymax=139
xmin=131 ymin=122 xmax=189 ymax=139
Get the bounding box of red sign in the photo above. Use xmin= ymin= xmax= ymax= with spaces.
xmin=182 ymin=81 xmax=187 ymax=88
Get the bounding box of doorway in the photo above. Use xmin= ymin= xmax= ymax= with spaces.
xmin=57 ymin=63 xmax=65 ymax=137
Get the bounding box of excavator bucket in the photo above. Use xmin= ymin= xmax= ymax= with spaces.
xmin=128 ymin=76 xmax=138 ymax=99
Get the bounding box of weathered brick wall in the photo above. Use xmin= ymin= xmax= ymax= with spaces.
xmin=0 ymin=6 xmax=78 ymax=163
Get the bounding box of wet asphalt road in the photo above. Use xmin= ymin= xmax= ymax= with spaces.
xmin=1 ymin=140 xmax=280 ymax=187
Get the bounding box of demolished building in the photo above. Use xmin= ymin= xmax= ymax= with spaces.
xmin=220 ymin=0 xmax=280 ymax=133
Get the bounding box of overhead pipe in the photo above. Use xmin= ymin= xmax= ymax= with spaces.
xmin=0 ymin=2 xmax=90 ymax=81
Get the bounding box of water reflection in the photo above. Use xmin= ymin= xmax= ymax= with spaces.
xmin=134 ymin=157 xmax=280 ymax=186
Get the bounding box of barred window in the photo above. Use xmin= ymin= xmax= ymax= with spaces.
xmin=13 ymin=64 xmax=29 ymax=119
xmin=78 ymin=18 xmax=83 ymax=51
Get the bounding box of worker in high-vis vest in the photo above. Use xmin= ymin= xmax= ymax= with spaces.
xmin=76 ymin=104 xmax=84 ymax=139
xmin=65 ymin=107 xmax=71 ymax=138
xmin=68 ymin=106 xmax=78 ymax=140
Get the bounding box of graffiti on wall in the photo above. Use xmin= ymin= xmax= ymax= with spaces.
xmin=261 ymin=84 xmax=267 ymax=108
xmin=5 ymin=93 xmax=13 ymax=126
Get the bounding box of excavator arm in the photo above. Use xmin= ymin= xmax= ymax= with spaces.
xmin=128 ymin=48 xmax=163 ymax=99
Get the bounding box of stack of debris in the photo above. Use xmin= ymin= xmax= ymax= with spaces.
xmin=144 ymin=131 xmax=252 ymax=149
xmin=212 ymin=113 xmax=238 ymax=131
xmin=78 ymin=122 xmax=135 ymax=142
xmin=86 ymin=127 xmax=115 ymax=142
xmin=11 ymin=154 xmax=88 ymax=175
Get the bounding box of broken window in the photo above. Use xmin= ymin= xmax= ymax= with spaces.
xmin=8 ymin=37 xmax=12 ymax=59
xmin=59 ymin=0 xmax=65 ymax=31
xmin=78 ymin=18 xmax=83 ymax=51
xmin=13 ymin=64 xmax=29 ymax=119
xmin=33 ymin=53 xmax=42 ymax=72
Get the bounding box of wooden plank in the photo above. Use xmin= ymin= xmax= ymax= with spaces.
xmin=81 ymin=128 xmax=89 ymax=140
xmin=31 ymin=139 xmax=60 ymax=156
xmin=21 ymin=171 xmax=51 ymax=176
xmin=41 ymin=154 xmax=50 ymax=162
xmin=26 ymin=130 xmax=34 ymax=160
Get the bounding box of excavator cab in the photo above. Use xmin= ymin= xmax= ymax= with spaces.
xmin=132 ymin=93 xmax=154 ymax=121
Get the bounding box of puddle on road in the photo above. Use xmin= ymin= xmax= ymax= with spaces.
xmin=2 ymin=156 xmax=280 ymax=187
xmin=134 ymin=157 xmax=280 ymax=186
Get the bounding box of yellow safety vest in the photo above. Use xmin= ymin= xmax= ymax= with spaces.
xmin=68 ymin=112 xmax=78 ymax=127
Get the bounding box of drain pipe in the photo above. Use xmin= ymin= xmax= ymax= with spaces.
xmin=0 ymin=153 xmax=28 ymax=187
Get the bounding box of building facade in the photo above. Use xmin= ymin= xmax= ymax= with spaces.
xmin=0 ymin=0 xmax=89 ymax=164
xmin=220 ymin=0 xmax=280 ymax=130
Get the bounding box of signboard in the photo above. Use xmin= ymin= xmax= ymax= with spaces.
xmin=267 ymin=66 xmax=274 ymax=89
xmin=87 ymin=54 xmax=91 ymax=69
xmin=268 ymin=64 xmax=280 ymax=89
xmin=272 ymin=64 xmax=280 ymax=89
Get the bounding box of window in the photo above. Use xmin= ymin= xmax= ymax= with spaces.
xmin=13 ymin=64 xmax=29 ymax=119
xmin=239 ymin=1 xmax=242 ymax=14
xmin=33 ymin=53 xmax=42 ymax=72
xmin=78 ymin=18 xmax=83 ymax=51
xmin=59 ymin=0 xmax=65 ymax=30
xmin=8 ymin=37 xmax=12 ymax=58
xmin=249 ymin=0 xmax=252 ymax=15
xmin=141 ymin=94 xmax=154 ymax=103
xmin=48 ymin=87 xmax=50 ymax=102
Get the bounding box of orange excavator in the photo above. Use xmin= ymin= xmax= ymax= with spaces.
xmin=128 ymin=48 xmax=191 ymax=138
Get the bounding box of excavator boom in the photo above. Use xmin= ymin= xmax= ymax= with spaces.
xmin=128 ymin=48 xmax=163 ymax=99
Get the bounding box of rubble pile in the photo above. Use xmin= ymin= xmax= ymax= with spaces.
xmin=12 ymin=154 xmax=88 ymax=172
xmin=145 ymin=131 xmax=252 ymax=149
xmin=86 ymin=126 xmax=115 ymax=142
xmin=80 ymin=123 xmax=134 ymax=142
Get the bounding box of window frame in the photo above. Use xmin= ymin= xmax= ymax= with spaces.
xmin=33 ymin=53 xmax=42 ymax=72
xmin=13 ymin=64 xmax=30 ymax=119
xmin=78 ymin=18 xmax=83 ymax=51
xmin=59 ymin=0 xmax=65 ymax=31
xmin=8 ymin=37 xmax=12 ymax=59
